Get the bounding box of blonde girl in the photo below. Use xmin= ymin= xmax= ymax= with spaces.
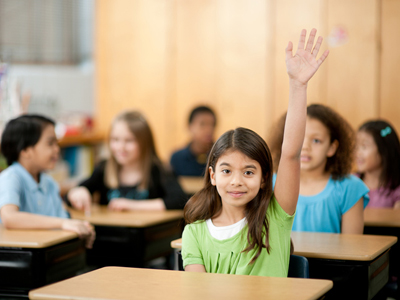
xmin=67 ymin=111 xmax=187 ymax=212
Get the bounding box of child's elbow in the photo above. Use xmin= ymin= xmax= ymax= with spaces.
xmin=1 ymin=216 xmax=15 ymax=229
xmin=0 ymin=209 xmax=18 ymax=229
xmin=280 ymin=148 xmax=301 ymax=162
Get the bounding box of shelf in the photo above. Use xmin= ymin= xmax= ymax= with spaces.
xmin=58 ymin=132 xmax=105 ymax=147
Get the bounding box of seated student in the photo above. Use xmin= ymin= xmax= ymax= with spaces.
xmin=0 ymin=115 xmax=95 ymax=248
xmin=270 ymin=104 xmax=369 ymax=234
xmin=182 ymin=28 xmax=328 ymax=276
xmin=356 ymin=120 xmax=400 ymax=208
xmin=170 ymin=106 xmax=216 ymax=176
xmin=67 ymin=111 xmax=187 ymax=212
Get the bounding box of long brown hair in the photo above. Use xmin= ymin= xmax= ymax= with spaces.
xmin=184 ymin=127 xmax=274 ymax=263
xmin=104 ymin=111 xmax=162 ymax=190
xmin=358 ymin=120 xmax=400 ymax=192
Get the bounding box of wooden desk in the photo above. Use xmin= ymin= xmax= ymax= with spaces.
xmin=69 ymin=206 xmax=183 ymax=268
xmin=178 ymin=176 xmax=204 ymax=195
xmin=171 ymin=232 xmax=397 ymax=261
xmin=29 ymin=266 xmax=333 ymax=300
xmin=171 ymin=231 xmax=397 ymax=300
xmin=0 ymin=225 xmax=85 ymax=298
xmin=364 ymin=207 xmax=400 ymax=299
xmin=364 ymin=207 xmax=400 ymax=227
xmin=291 ymin=231 xmax=397 ymax=261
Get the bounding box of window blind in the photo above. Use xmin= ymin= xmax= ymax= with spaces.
xmin=0 ymin=0 xmax=93 ymax=64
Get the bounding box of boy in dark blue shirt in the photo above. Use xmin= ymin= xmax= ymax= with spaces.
xmin=170 ymin=106 xmax=216 ymax=176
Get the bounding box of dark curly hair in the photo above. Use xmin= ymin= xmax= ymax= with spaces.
xmin=358 ymin=120 xmax=400 ymax=192
xmin=269 ymin=104 xmax=355 ymax=180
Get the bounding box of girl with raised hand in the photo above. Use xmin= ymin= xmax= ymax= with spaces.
xmin=182 ymin=29 xmax=328 ymax=276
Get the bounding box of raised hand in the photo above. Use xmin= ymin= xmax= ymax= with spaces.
xmin=286 ymin=28 xmax=329 ymax=85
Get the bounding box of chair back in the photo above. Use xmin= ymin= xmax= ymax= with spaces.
xmin=288 ymin=255 xmax=309 ymax=278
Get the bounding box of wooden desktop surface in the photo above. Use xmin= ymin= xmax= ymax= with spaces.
xmin=171 ymin=231 xmax=397 ymax=261
xmin=69 ymin=205 xmax=183 ymax=227
xmin=364 ymin=207 xmax=400 ymax=227
xmin=291 ymin=231 xmax=397 ymax=261
xmin=0 ymin=225 xmax=78 ymax=248
xmin=29 ymin=266 xmax=333 ymax=300
xmin=178 ymin=176 xmax=204 ymax=195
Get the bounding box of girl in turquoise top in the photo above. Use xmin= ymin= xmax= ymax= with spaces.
xmin=182 ymin=29 xmax=329 ymax=276
xmin=270 ymin=104 xmax=369 ymax=234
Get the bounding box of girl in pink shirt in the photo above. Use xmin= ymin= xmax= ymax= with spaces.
xmin=356 ymin=120 xmax=400 ymax=208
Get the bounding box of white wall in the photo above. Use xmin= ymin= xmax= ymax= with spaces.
xmin=8 ymin=62 xmax=94 ymax=118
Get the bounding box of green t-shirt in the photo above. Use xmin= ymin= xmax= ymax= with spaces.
xmin=181 ymin=196 xmax=294 ymax=277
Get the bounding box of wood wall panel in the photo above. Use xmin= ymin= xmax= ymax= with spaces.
xmin=273 ymin=0 xmax=327 ymax=124
xmin=174 ymin=0 xmax=218 ymax=152
xmin=380 ymin=0 xmax=400 ymax=131
xmin=215 ymin=0 xmax=273 ymax=139
xmin=95 ymin=0 xmax=174 ymax=159
xmin=96 ymin=0 xmax=400 ymax=161
xmin=326 ymin=0 xmax=380 ymax=129
xmin=174 ymin=0 xmax=274 ymax=150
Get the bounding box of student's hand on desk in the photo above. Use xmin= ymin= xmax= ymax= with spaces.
xmin=108 ymin=198 xmax=166 ymax=211
xmin=62 ymin=219 xmax=96 ymax=249
xmin=68 ymin=187 xmax=92 ymax=215
xmin=108 ymin=198 xmax=134 ymax=211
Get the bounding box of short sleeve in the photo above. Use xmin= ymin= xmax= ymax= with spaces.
xmin=339 ymin=175 xmax=369 ymax=214
xmin=0 ymin=172 xmax=22 ymax=210
xmin=392 ymin=186 xmax=400 ymax=206
xmin=47 ymin=177 xmax=70 ymax=219
xmin=267 ymin=195 xmax=295 ymax=230
xmin=181 ymin=224 xmax=204 ymax=268
xmin=79 ymin=161 xmax=106 ymax=194
xmin=150 ymin=165 xmax=188 ymax=210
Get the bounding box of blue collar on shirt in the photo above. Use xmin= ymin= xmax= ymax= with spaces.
xmin=12 ymin=162 xmax=48 ymax=194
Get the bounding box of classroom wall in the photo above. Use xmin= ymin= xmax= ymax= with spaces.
xmin=95 ymin=0 xmax=400 ymax=161
xmin=8 ymin=64 xmax=94 ymax=117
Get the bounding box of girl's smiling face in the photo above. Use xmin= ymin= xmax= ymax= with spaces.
xmin=109 ymin=120 xmax=141 ymax=166
xmin=356 ymin=130 xmax=382 ymax=174
xmin=209 ymin=150 xmax=264 ymax=210
xmin=300 ymin=117 xmax=338 ymax=173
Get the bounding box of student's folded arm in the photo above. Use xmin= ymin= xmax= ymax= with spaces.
xmin=130 ymin=199 xmax=166 ymax=211
xmin=1 ymin=204 xmax=95 ymax=248
xmin=341 ymin=198 xmax=364 ymax=234
xmin=108 ymin=198 xmax=166 ymax=211
xmin=0 ymin=204 xmax=64 ymax=229
xmin=185 ymin=264 xmax=206 ymax=272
